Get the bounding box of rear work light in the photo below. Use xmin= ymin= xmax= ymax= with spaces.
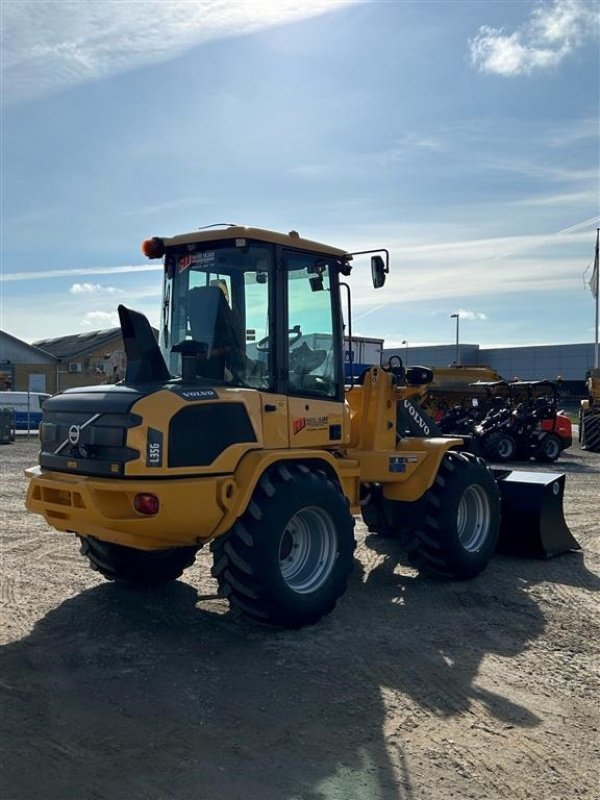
xmin=134 ymin=493 xmax=160 ymax=515
xmin=141 ymin=237 xmax=165 ymax=259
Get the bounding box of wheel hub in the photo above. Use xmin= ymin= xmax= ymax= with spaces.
xmin=279 ymin=507 xmax=338 ymax=594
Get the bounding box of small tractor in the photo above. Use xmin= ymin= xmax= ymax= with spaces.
xmin=580 ymin=368 xmax=600 ymax=452
xmin=25 ymin=226 xmax=579 ymax=627
xmin=463 ymin=380 xmax=572 ymax=463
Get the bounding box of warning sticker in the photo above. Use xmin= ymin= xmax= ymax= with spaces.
xmin=389 ymin=455 xmax=419 ymax=472
xmin=389 ymin=456 xmax=406 ymax=473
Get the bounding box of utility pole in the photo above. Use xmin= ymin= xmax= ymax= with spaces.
xmin=450 ymin=313 xmax=460 ymax=365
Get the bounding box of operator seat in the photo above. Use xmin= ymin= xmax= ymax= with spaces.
xmin=187 ymin=285 xmax=245 ymax=381
xmin=289 ymin=341 xmax=329 ymax=393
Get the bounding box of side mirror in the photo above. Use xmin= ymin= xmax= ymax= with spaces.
xmin=371 ymin=255 xmax=386 ymax=288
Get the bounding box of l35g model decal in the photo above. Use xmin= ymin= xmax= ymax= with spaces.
xmin=147 ymin=428 xmax=163 ymax=467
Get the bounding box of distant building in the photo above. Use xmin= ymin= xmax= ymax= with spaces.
xmin=0 ymin=330 xmax=58 ymax=392
xmin=32 ymin=328 xmax=128 ymax=391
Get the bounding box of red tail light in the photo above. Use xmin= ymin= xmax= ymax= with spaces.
xmin=134 ymin=493 xmax=160 ymax=515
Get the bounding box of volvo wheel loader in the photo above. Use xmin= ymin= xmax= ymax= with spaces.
xmin=25 ymin=226 xmax=579 ymax=627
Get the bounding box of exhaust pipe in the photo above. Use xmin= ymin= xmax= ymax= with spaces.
xmin=118 ymin=305 xmax=171 ymax=385
xmin=492 ymin=469 xmax=580 ymax=558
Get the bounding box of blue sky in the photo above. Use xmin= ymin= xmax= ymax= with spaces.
xmin=1 ymin=0 xmax=599 ymax=348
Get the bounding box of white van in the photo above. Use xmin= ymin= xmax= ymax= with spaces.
xmin=0 ymin=392 xmax=51 ymax=430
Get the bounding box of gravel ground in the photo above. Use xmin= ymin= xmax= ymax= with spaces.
xmin=1 ymin=439 xmax=599 ymax=800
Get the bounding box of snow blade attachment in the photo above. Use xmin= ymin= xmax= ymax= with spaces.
xmin=492 ymin=469 xmax=580 ymax=558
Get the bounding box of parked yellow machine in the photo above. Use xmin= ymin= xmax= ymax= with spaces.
xmin=419 ymin=365 xmax=503 ymax=418
xmin=25 ymin=226 xmax=578 ymax=627
xmin=580 ymin=368 xmax=600 ymax=452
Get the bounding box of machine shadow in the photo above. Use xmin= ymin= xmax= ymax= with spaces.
xmin=2 ymin=540 xmax=597 ymax=800
xmin=359 ymin=533 xmax=599 ymax=722
xmin=0 ymin=580 xmax=404 ymax=800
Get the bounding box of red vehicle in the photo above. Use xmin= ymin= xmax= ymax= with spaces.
xmin=541 ymin=412 xmax=572 ymax=451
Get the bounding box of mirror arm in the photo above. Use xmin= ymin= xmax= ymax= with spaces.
xmin=340 ymin=281 xmax=354 ymax=391
xmin=345 ymin=248 xmax=389 ymax=275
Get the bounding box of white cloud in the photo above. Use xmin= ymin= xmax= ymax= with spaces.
xmin=469 ymin=0 xmax=599 ymax=76
xmin=1 ymin=264 xmax=161 ymax=282
xmin=69 ymin=282 xmax=118 ymax=294
xmin=81 ymin=310 xmax=120 ymax=328
xmin=453 ymin=309 xmax=488 ymax=321
xmin=512 ymin=190 xmax=599 ymax=207
xmin=2 ymin=0 xmax=356 ymax=104
xmin=331 ymin=223 xmax=596 ymax=307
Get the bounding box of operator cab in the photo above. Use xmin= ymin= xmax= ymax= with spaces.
xmin=144 ymin=226 xmax=387 ymax=402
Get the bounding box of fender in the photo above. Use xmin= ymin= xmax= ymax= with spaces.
xmin=209 ymin=449 xmax=359 ymax=540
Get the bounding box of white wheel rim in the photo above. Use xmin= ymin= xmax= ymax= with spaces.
xmin=279 ymin=507 xmax=338 ymax=594
xmin=457 ymin=484 xmax=491 ymax=552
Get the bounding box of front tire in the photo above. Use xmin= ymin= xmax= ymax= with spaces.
xmin=409 ymin=451 xmax=501 ymax=579
xmin=79 ymin=536 xmax=199 ymax=585
xmin=211 ymin=463 xmax=355 ymax=627
xmin=535 ymin=432 xmax=562 ymax=462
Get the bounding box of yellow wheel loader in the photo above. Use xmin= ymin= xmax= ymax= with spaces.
xmin=580 ymin=368 xmax=600 ymax=452
xmin=25 ymin=226 xmax=579 ymax=627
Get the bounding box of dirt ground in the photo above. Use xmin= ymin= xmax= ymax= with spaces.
xmin=1 ymin=439 xmax=599 ymax=800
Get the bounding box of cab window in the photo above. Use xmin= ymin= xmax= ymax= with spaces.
xmin=285 ymin=251 xmax=339 ymax=399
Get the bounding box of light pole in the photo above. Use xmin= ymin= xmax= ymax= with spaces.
xmin=401 ymin=339 xmax=408 ymax=362
xmin=450 ymin=313 xmax=460 ymax=365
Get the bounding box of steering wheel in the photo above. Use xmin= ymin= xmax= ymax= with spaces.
xmin=256 ymin=325 xmax=302 ymax=352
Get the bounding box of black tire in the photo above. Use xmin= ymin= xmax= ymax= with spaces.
xmin=361 ymin=501 xmax=396 ymax=537
xmin=409 ymin=451 xmax=501 ymax=579
xmin=481 ymin=431 xmax=517 ymax=462
xmin=360 ymin=484 xmax=400 ymax=537
xmin=211 ymin=463 xmax=355 ymax=627
xmin=79 ymin=536 xmax=199 ymax=585
xmin=581 ymin=411 xmax=600 ymax=453
xmin=534 ymin=432 xmax=562 ymax=462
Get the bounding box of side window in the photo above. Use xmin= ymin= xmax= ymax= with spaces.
xmin=286 ymin=252 xmax=338 ymax=398
xmin=242 ymin=271 xmax=270 ymax=389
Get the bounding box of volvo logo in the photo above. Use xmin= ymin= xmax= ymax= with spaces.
xmin=403 ymin=399 xmax=431 ymax=435
xmin=54 ymin=413 xmax=101 ymax=456
xmin=68 ymin=425 xmax=81 ymax=445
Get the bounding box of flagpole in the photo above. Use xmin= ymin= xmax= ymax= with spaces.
xmin=595 ymin=228 xmax=599 ymax=369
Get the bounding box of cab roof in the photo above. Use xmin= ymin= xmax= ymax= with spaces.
xmin=161 ymin=226 xmax=348 ymax=258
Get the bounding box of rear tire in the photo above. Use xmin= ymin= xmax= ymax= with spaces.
xmin=581 ymin=411 xmax=600 ymax=453
xmin=409 ymin=451 xmax=500 ymax=579
xmin=211 ymin=463 xmax=355 ymax=627
xmin=482 ymin=431 xmax=517 ymax=462
xmin=360 ymin=484 xmax=401 ymax=538
xmin=79 ymin=536 xmax=199 ymax=585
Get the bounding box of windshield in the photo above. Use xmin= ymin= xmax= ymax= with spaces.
xmin=163 ymin=243 xmax=273 ymax=389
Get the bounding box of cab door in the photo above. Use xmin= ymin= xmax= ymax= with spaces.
xmin=283 ymin=250 xmax=346 ymax=448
